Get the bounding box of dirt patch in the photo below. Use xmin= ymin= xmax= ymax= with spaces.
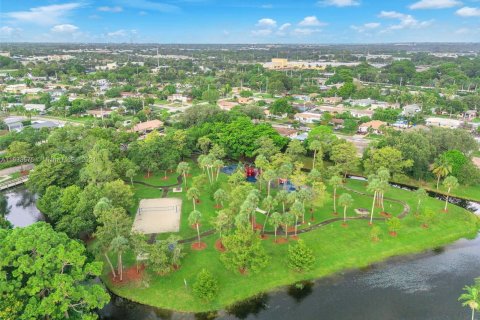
xmin=191 ymin=242 xmax=207 ymax=250
xmin=422 ymin=224 xmax=429 ymax=229
xmin=253 ymin=222 xmax=263 ymax=231
xmin=380 ymin=212 xmax=392 ymax=218
xmin=341 ymin=222 xmax=348 ymax=228
xmin=20 ymin=170 xmax=30 ymax=176
xmin=275 ymin=237 xmax=288 ymax=244
xmin=215 ymin=239 xmax=226 ymax=252
xmin=442 ymin=209 xmax=448 ymax=213
xmin=290 ymin=235 xmax=299 ymax=241
xmin=287 ymin=226 xmax=296 ymax=233
xmin=239 ymin=268 xmax=248 ymax=275
xmin=110 ymin=264 xmax=145 ymax=285
xmin=260 ymin=234 xmax=269 ymax=240
xmin=389 ymin=231 xmax=398 ymax=237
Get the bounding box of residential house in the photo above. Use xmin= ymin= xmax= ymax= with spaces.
xmin=358 ymin=120 xmax=387 ymax=134
xmin=167 ymin=94 xmax=190 ymax=104
xmin=24 ymin=104 xmax=46 ymax=113
xmin=4 ymin=117 xmax=24 ymax=132
xmin=425 ymin=117 xmax=462 ymax=129
xmin=4 ymin=84 xmax=28 ymax=94
xmin=402 ymin=104 xmax=422 ymax=117
xmin=294 ymin=112 xmax=321 ymax=124
xmin=31 ymin=121 xmax=60 ymax=130
xmin=218 ymin=100 xmax=238 ymax=111
xmin=323 ymin=96 xmax=342 ymax=104
xmin=86 ymin=109 xmax=113 ymax=118
xmin=272 ymin=125 xmax=298 ymax=139
xmin=237 ymin=97 xmax=252 ymax=104
xmin=131 ymin=120 xmax=164 ymax=134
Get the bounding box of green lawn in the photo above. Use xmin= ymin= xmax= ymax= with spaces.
xmin=103 ymin=173 xmax=479 ymax=312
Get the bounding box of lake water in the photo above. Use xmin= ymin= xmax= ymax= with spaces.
xmin=3 ymin=186 xmax=44 ymax=227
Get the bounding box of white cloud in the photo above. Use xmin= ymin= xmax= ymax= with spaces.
xmin=351 ymin=22 xmax=381 ymax=32
xmin=298 ymin=16 xmax=326 ymax=27
xmin=292 ymin=28 xmax=321 ymax=36
xmin=317 ymin=0 xmax=360 ymax=7
xmin=114 ymin=0 xmax=178 ymax=12
xmin=409 ymin=0 xmax=461 ymax=9
xmin=107 ymin=29 xmax=128 ymax=37
xmin=5 ymin=3 xmax=82 ymax=26
xmin=51 ymin=24 xmax=79 ymax=33
xmin=251 ymin=29 xmax=273 ymax=36
xmin=278 ymin=23 xmax=292 ymax=31
xmin=256 ymin=18 xmax=277 ymax=27
xmin=0 ymin=26 xmax=15 ymax=35
xmin=456 ymin=6 xmax=480 ymax=16
xmin=379 ymin=11 xmax=433 ymax=30
xmin=98 ymin=6 xmax=123 ymax=13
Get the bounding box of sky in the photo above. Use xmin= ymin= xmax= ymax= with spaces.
xmin=1 ymin=0 xmax=480 ymax=43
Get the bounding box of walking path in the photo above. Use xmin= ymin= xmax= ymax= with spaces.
xmin=0 ymin=164 xmax=34 ymax=176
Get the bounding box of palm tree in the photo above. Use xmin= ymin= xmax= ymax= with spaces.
xmin=442 ymin=176 xmax=459 ymax=212
xmin=297 ymin=188 xmax=314 ymax=223
xmin=213 ymin=159 xmax=224 ymax=181
xmin=329 ymin=175 xmax=343 ymax=214
xmin=261 ymin=195 xmax=277 ymax=234
xmin=283 ymin=212 xmax=295 ymax=239
xmin=262 ymin=169 xmax=277 ymax=196
xmin=367 ymin=177 xmax=381 ymax=225
xmin=291 ymin=201 xmax=304 ymax=237
xmin=431 ymin=157 xmax=452 ymax=189
xmin=188 ymin=210 xmax=202 ymax=244
xmin=269 ymin=212 xmax=282 ymax=242
xmin=458 ymin=285 xmax=479 ymax=320
xmin=110 ymin=235 xmax=129 ymax=281
xmin=275 ymin=190 xmax=289 ymax=213
xmin=308 ymin=139 xmax=323 ymax=170
xmin=187 ymin=187 xmax=200 ymax=210
xmin=177 ymin=161 xmax=190 ymax=188
xmin=338 ymin=193 xmax=354 ymax=225
xmin=213 ymin=188 xmax=228 ymax=208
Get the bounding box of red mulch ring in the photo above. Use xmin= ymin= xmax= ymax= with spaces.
xmin=239 ymin=268 xmax=248 ymax=275
xmin=253 ymin=223 xmax=263 ymax=231
xmin=172 ymin=264 xmax=181 ymax=271
xmin=341 ymin=223 xmax=348 ymax=228
xmin=309 ymin=208 xmax=314 ymax=212
xmin=368 ymin=222 xmax=374 ymax=226
xmin=287 ymin=226 xmax=296 ymax=232
xmin=310 ymin=217 xmax=315 ymax=222
xmin=422 ymin=224 xmax=429 ymax=229
xmin=196 ymin=199 xmax=201 ymax=204
xmin=389 ymin=231 xmax=398 ymax=237
xmin=144 ymin=172 xmax=152 ymax=178
xmin=20 ymin=170 xmax=30 ymax=176
xmin=214 ymin=204 xmax=222 ymax=209
xmin=190 ymin=223 xmax=201 ymax=229
xmin=260 ymin=234 xmax=269 ymax=240
xmin=110 ymin=264 xmax=145 ymax=285
xmin=442 ymin=209 xmax=448 ymax=213
xmin=275 ymin=237 xmax=288 ymax=244
xmin=162 ymin=176 xmax=169 ymax=180
xmin=290 ymin=235 xmax=299 ymax=241
xmin=191 ymin=242 xmax=207 ymax=250
xmin=380 ymin=212 xmax=392 ymax=218
xmin=215 ymin=239 xmax=226 ymax=252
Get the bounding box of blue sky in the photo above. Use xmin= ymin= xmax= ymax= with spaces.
xmin=1 ymin=0 xmax=480 ymax=43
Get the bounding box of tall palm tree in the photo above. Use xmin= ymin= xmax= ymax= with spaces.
xmin=263 ymin=169 xmax=277 ymax=197
xmin=187 ymin=187 xmax=200 ymax=210
xmin=110 ymin=235 xmax=129 ymax=282
xmin=261 ymin=195 xmax=277 ymax=234
xmin=431 ymin=157 xmax=452 ymax=190
xmin=338 ymin=193 xmax=354 ymax=225
xmin=291 ymin=201 xmax=304 ymax=237
xmin=329 ymin=175 xmax=343 ymax=214
xmin=367 ymin=177 xmax=381 ymax=225
xmin=188 ymin=210 xmax=202 ymax=244
xmin=177 ymin=161 xmax=190 ymax=188
xmin=458 ymin=285 xmax=479 ymax=320
xmin=269 ymin=212 xmax=282 ymax=242
xmin=442 ymin=176 xmax=459 ymax=212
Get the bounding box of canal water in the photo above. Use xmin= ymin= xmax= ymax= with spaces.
xmin=4 ymin=184 xmax=480 ymax=320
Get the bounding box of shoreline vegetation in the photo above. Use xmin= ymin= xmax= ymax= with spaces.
xmin=102 ymin=177 xmax=480 ymax=313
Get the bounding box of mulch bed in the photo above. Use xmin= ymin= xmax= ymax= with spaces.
xmin=422 ymin=224 xmax=429 ymax=229
xmin=380 ymin=212 xmax=392 ymax=218
xmin=253 ymin=222 xmax=263 ymax=231
xmin=442 ymin=209 xmax=449 ymax=213
xmin=341 ymin=223 xmax=348 ymax=228
xmin=275 ymin=237 xmax=288 ymax=244
xmin=20 ymin=170 xmax=30 ymax=176
xmin=190 ymin=223 xmax=201 ymax=229
xmin=260 ymin=234 xmax=269 ymax=240
xmin=110 ymin=264 xmax=145 ymax=285
xmin=290 ymin=235 xmax=299 ymax=241
xmin=215 ymin=239 xmax=226 ymax=252
xmin=389 ymin=231 xmax=398 ymax=237
xmin=287 ymin=226 xmax=296 ymax=232
xmin=191 ymin=242 xmax=207 ymax=250
xmin=239 ymin=268 xmax=248 ymax=275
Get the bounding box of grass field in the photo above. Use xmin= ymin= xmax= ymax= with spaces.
xmin=103 ymin=167 xmax=480 ymax=312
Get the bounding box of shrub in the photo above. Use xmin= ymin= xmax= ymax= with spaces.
xmin=192 ymin=269 xmax=219 ymax=302
xmin=287 ymin=239 xmax=315 ymax=272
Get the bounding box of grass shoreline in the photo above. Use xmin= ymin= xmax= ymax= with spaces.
xmin=105 ymin=226 xmax=478 ymax=313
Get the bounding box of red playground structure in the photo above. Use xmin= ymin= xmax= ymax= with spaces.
xmin=244 ymin=164 xmax=259 ymax=182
